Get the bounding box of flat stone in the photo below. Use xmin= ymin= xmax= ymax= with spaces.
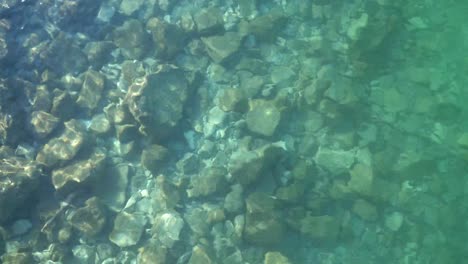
xmin=141 ymin=144 xmax=169 ymax=174
xmin=188 ymin=245 xmax=212 ymax=264
xmin=36 ymin=119 xmax=86 ymax=168
xmin=246 ymin=99 xmax=281 ymax=137
xmin=348 ymin=163 xmax=374 ymax=196
xmin=299 ymin=215 xmax=340 ymax=243
xmin=109 ymin=211 xmax=147 ymax=247
xmin=30 ymin=111 xmax=60 ymax=138
xmin=187 ymin=166 xmax=228 ymax=198
xmin=69 ymin=197 xmax=106 ymax=237
xmin=201 ymin=32 xmax=242 ymax=63
xmin=264 ymin=251 xmax=292 ymax=264
xmin=51 ymin=149 xmax=106 ymax=194
xmin=193 ymin=7 xmax=223 ymax=34
xmin=314 ymin=146 xmax=356 ymax=175
xmin=352 ymin=199 xmax=378 ymax=221
xmin=76 ymin=70 xmax=106 ymax=113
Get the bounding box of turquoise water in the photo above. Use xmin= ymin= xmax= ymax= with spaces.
xmin=0 ymin=0 xmax=467 ymax=263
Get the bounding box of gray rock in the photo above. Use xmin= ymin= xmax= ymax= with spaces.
xmin=201 ymin=32 xmax=242 ymax=63
xmin=84 ymin=41 xmax=115 ymax=69
xmin=151 ymin=211 xmax=184 ymax=247
xmin=352 ymin=199 xmax=378 ymax=221
xmin=244 ymin=192 xmax=284 ymax=246
xmin=96 ymin=161 xmax=129 ymax=212
xmin=119 ymin=0 xmax=144 ymax=16
xmin=314 ymin=146 xmax=356 ymax=175
xmin=141 ymin=144 xmax=169 ymax=174
xmin=31 ymin=85 xmax=52 ymax=112
xmin=184 ymin=206 xmax=210 ymax=235
xmin=238 ymin=9 xmax=287 ymax=40
xmin=89 ymin=113 xmax=111 ymax=134
xmin=11 ymin=219 xmax=32 ymax=236
xmin=76 ymin=69 xmax=106 ymax=114
xmin=72 ymin=244 xmax=96 ymax=264
xmin=176 ymin=153 xmax=199 ymax=175
xmin=51 ymin=149 xmax=106 ymax=194
xmin=264 ymin=252 xmax=292 ymax=264
xmin=348 ymin=163 xmax=374 ymax=196
xmin=0 ymin=158 xmax=40 ymax=223
xmin=50 ymin=89 xmax=77 ymax=121
xmin=36 ymin=119 xmax=87 ymax=168
xmin=146 ymin=17 xmax=186 ymax=59
xmin=113 ymin=19 xmax=150 ymax=60
xmin=193 ymin=7 xmax=224 ymax=34
xmin=246 ymin=99 xmax=281 ymax=137
xmin=137 ymin=240 xmax=167 ymax=264
xmin=0 ymin=19 xmax=9 ymax=59
xmin=224 ymin=184 xmax=244 ymax=213
xmin=187 ymin=166 xmax=228 ymax=198
xmin=30 ymin=111 xmax=60 ymax=138
xmin=109 ymin=211 xmax=148 ymax=247
xmin=69 ymin=197 xmax=106 ymax=237
xmin=188 ymin=245 xmax=213 ymax=264
xmin=299 ymin=214 xmax=340 ymax=243
xmin=125 ymin=65 xmax=189 ymax=139
xmin=217 ymin=88 xmax=248 ymax=112
xmin=41 ymin=33 xmax=88 ymax=75
xmin=228 ymin=149 xmax=264 ymax=186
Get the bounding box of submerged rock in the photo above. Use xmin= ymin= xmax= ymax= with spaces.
xmin=30 ymin=111 xmax=60 ymax=138
xmin=314 ymin=146 xmax=356 ymax=175
xmin=201 ymin=32 xmax=242 ymax=63
xmin=244 ymin=192 xmax=285 ymax=246
xmin=264 ymin=251 xmax=292 ymax=264
xmin=76 ymin=69 xmax=106 ymax=114
xmin=246 ymin=99 xmax=281 ymax=137
xmin=146 ymin=17 xmax=186 ymax=59
xmin=141 ymin=144 xmax=169 ymax=174
xmin=69 ymin=197 xmax=106 ymax=237
xmin=113 ymin=19 xmax=150 ymax=60
xmin=137 ymin=240 xmax=167 ymax=264
xmin=51 ymin=149 xmax=106 ymax=195
xmin=109 ymin=211 xmax=147 ymax=247
xmin=36 ymin=119 xmax=87 ymax=168
xmin=299 ymin=215 xmax=340 ymax=243
xmin=0 ymin=157 xmax=40 ymax=223
xmin=193 ymin=7 xmax=224 ymax=35
xmin=188 ymin=245 xmax=213 ymax=264
xmin=125 ymin=65 xmax=189 ymax=139
xmin=41 ymin=33 xmax=88 ymax=75
xmin=187 ymin=166 xmax=228 ymax=198
xmin=151 ymin=211 xmax=184 ymax=248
